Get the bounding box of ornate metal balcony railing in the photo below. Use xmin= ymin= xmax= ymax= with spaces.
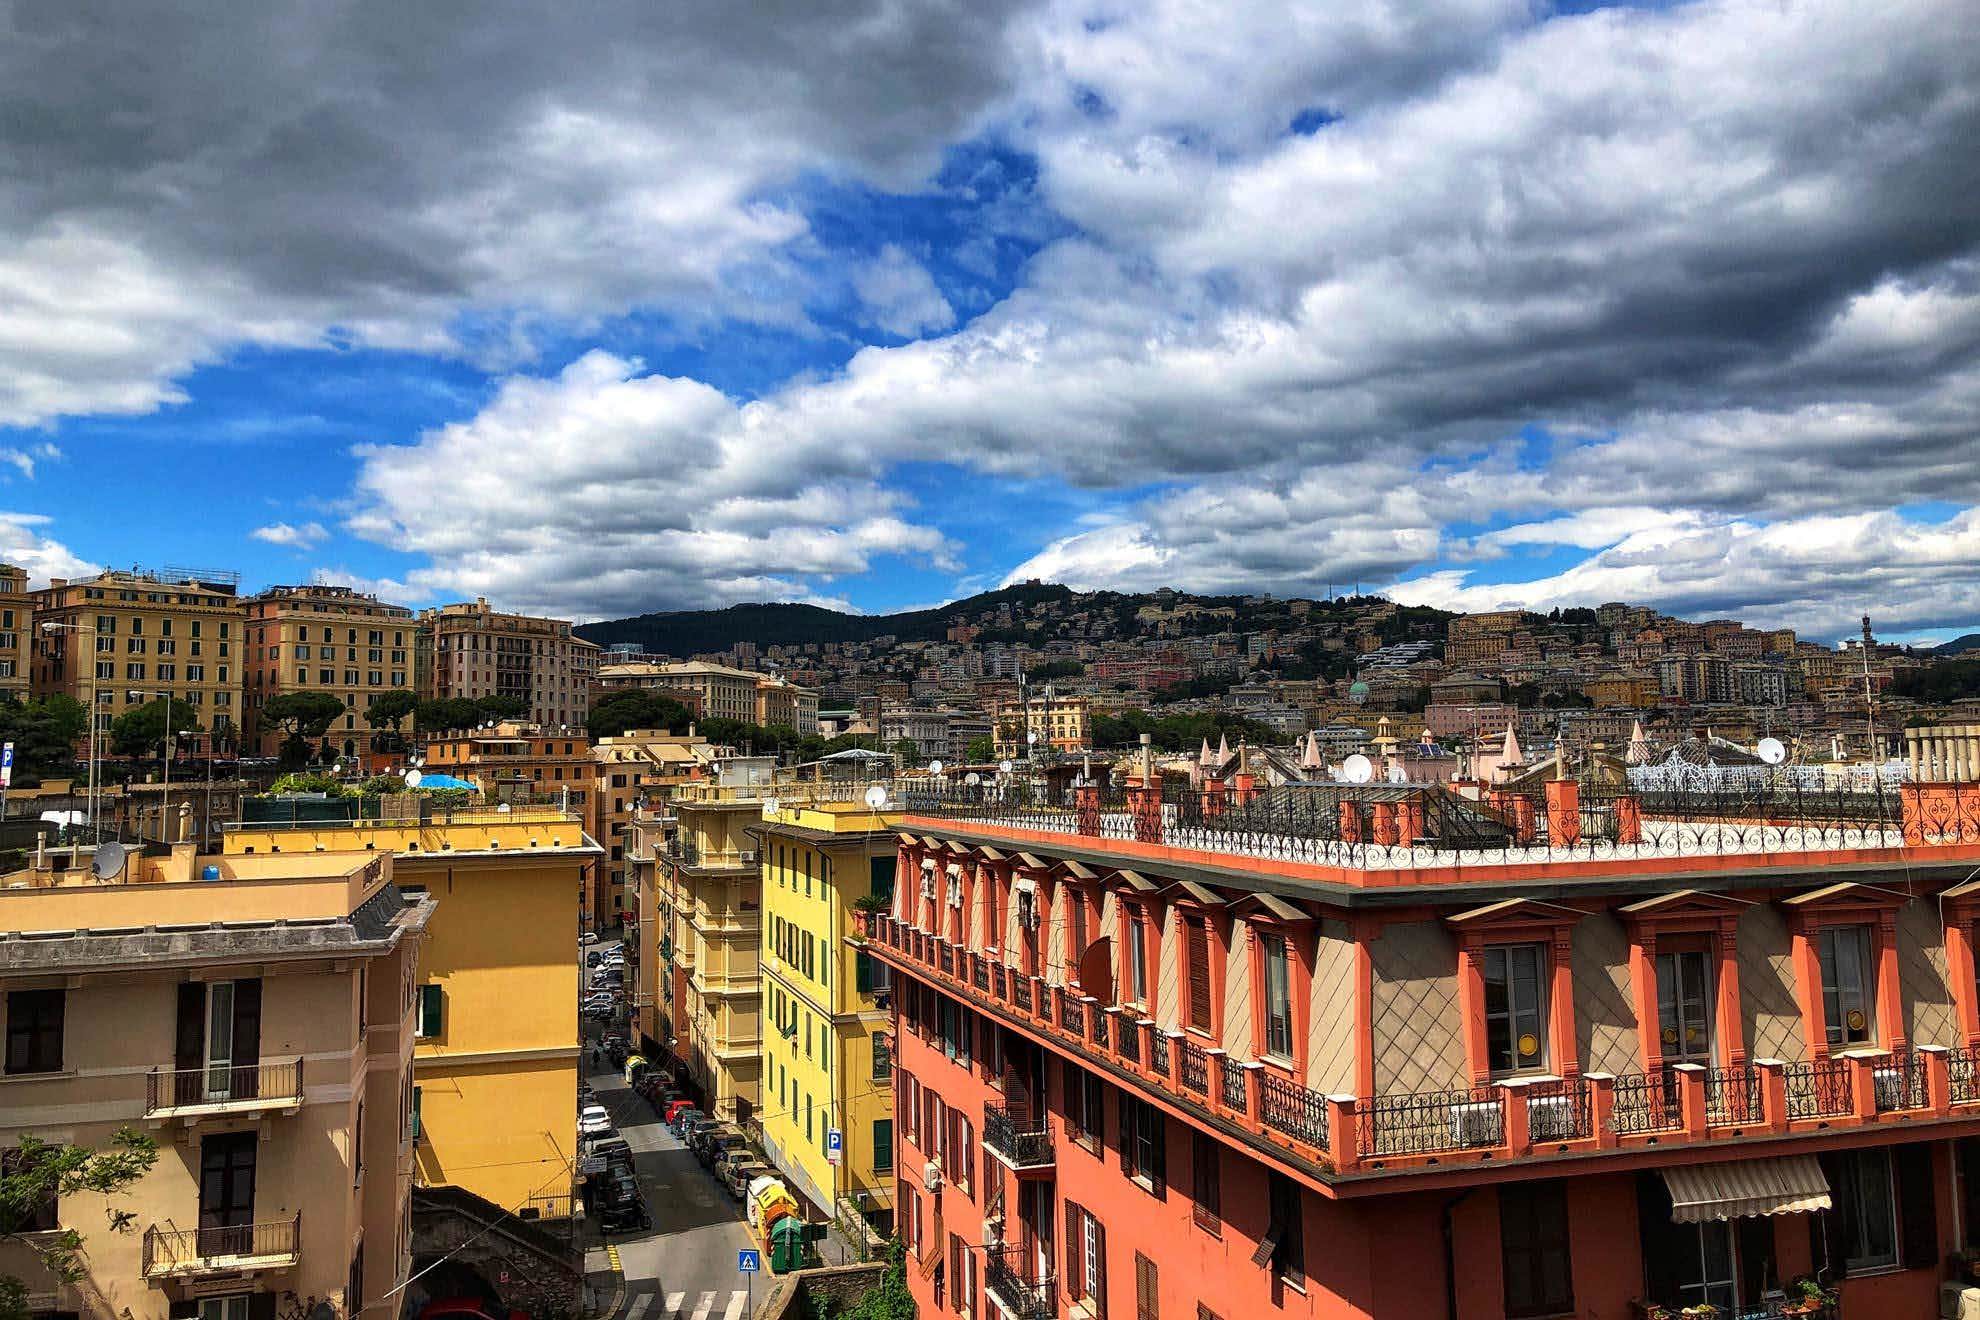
xmin=1784 ymin=1057 xmax=1853 ymax=1120
xmin=1524 ymin=1078 xmax=1591 ymax=1143
xmin=1705 ymin=1066 xmax=1763 ymax=1126
xmin=1952 ymin=1047 xmax=1979 ymax=1106
xmin=141 ymin=1215 xmax=300 ymax=1276
xmin=145 ymin=1058 xmax=304 ymax=1114
xmin=1358 ymin=1086 xmax=1505 ymax=1158
xmin=1178 ymin=1039 xmax=1209 ymax=1095
xmin=1259 ymin=1070 xmax=1329 ymax=1148
xmin=1219 ymin=1056 xmax=1250 ymax=1112
xmin=1146 ymin=1029 xmax=1170 ymax=1078
xmin=1092 ymin=1009 xmax=1110 ymax=1050
xmin=1116 ymin=1015 xmax=1139 ymax=1065
xmin=1873 ymin=1049 xmax=1927 ymax=1113
xmin=1059 ymin=996 xmax=1084 ymax=1035
xmin=984 ymin=1248 xmax=1055 ymax=1320
xmin=983 ymin=1105 xmax=1054 ymax=1169
xmin=1610 ymin=1070 xmax=1682 ymax=1135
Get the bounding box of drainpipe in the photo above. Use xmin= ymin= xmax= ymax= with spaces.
xmin=1441 ymin=1187 xmax=1476 ymax=1320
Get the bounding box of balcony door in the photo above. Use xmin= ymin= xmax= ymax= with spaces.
xmin=176 ymin=979 xmax=261 ymax=1105
xmin=199 ymin=1296 xmax=251 ymax=1320
xmin=198 ymin=1132 xmax=258 ymax=1257
xmin=1656 ymin=948 xmax=1712 ymax=1066
xmin=1021 ymin=1180 xmax=1054 ymax=1284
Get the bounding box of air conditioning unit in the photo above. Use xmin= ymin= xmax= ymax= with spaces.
xmin=923 ymin=1160 xmax=944 ymax=1192
xmin=1448 ymin=1098 xmax=1504 ymax=1148
xmin=1526 ymin=1092 xmax=1579 ymax=1142
xmin=739 ymin=850 xmax=758 ymax=865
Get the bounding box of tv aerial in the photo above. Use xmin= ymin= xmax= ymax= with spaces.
xmin=1342 ymin=754 xmax=1374 ymax=785
xmin=91 ymin=840 xmax=128 ymax=882
xmin=963 ymin=772 xmax=981 ymax=787
xmin=1757 ymin=737 xmax=1787 ymax=766
xmin=998 ymin=759 xmax=1013 ymax=775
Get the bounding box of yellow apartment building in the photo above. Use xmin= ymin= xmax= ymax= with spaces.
xmin=665 ymin=766 xmax=773 ymax=1121
xmin=416 ymin=599 xmax=596 ymax=731
xmin=30 ymin=568 xmax=244 ymax=750
xmin=0 ymin=563 xmax=30 ymax=701
xmin=754 ymin=791 xmax=899 ymax=1232
xmin=242 ymin=583 xmax=416 ymax=759
xmin=754 ymin=675 xmax=821 ymax=736
xmin=0 ymin=839 xmax=430 ymax=1320
xmin=225 ymin=805 xmax=596 ymax=1217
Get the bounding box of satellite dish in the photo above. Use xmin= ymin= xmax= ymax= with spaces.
xmin=1026 ymin=731 xmax=1039 ymax=745
xmin=1342 ymin=754 xmax=1374 ymax=784
xmin=1387 ymin=765 xmax=1408 ymax=784
xmin=763 ymin=797 xmax=780 ymax=818
xmin=863 ymin=785 xmax=890 ymax=810
xmin=1757 ymin=737 xmax=1787 ymax=766
xmin=91 ymin=840 xmax=128 ymax=881
xmin=404 ymin=769 xmax=423 ymax=788
xmin=998 ymin=759 xmax=1013 ymax=775
xmin=928 ymin=760 xmax=944 ymax=776
xmin=497 ymin=802 xmax=511 ymax=813
xmin=964 ymin=772 xmax=981 ymax=787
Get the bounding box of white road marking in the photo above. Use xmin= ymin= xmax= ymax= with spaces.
xmin=662 ymin=1293 xmax=686 ymax=1318
xmin=623 ymin=1296 xmax=652 ymax=1320
xmin=720 ymin=1292 xmax=748 ymax=1320
xmin=689 ymin=1291 xmax=716 ymax=1320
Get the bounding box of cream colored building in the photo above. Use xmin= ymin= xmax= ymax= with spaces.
xmin=31 ymin=568 xmax=244 ymax=747
xmin=755 ymin=675 xmax=821 ymax=736
xmin=417 ymin=598 xmax=597 ymax=731
xmin=589 ymin=729 xmax=713 ymax=930
xmin=991 ymin=690 xmax=1091 ymax=757
xmin=0 ymin=563 xmax=29 ymax=701
xmin=242 ymin=583 xmax=416 ymax=758
xmin=605 ymin=661 xmax=760 ymax=724
xmin=0 ymin=839 xmax=430 ymax=1320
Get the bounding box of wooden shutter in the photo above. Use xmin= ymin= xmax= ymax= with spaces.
xmin=1064 ymin=1062 xmax=1084 ymax=1141
xmin=418 ymin=984 xmax=443 ymax=1038
xmin=1896 ymin=1142 xmax=1939 ymax=1269
xmin=1193 ymin=1133 xmax=1221 ymax=1231
xmin=1065 ymin=1200 xmax=1084 ymax=1303
xmin=1135 ymin=1253 xmax=1158 ymax=1320
xmin=1118 ymin=1092 xmax=1133 ymax=1178
xmin=232 ymin=978 xmax=261 ymax=1070
xmin=1186 ymin=918 xmax=1212 ymax=1032
xmin=175 ymin=982 xmax=204 ymax=1072
xmin=1148 ymin=1108 xmax=1166 ymax=1199
xmin=1813 ymin=1153 xmax=1851 ymax=1277
xmin=1093 ymin=1218 xmax=1108 ymax=1320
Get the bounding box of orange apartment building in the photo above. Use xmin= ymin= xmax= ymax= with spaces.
xmin=242 ymin=583 xmax=416 ymax=758
xmin=417 ymin=599 xmax=597 ymax=731
xmin=857 ymin=738 xmax=1980 ymax=1320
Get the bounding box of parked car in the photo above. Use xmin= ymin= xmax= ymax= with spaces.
xmin=580 ymin=1105 xmax=614 ymax=1138
xmin=592 ymin=1167 xmax=651 ymax=1233
xmin=723 ymin=1160 xmax=771 ymax=1198
xmin=669 ymin=1106 xmax=705 ymax=1137
xmin=663 ymin=1098 xmax=697 ymax=1124
xmin=679 ymin=1113 xmax=717 ymax=1148
xmin=700 ymin=1129 xmax=748 ymax=1168
xmin=587 ymin=1135 xmax=635 ymax=1177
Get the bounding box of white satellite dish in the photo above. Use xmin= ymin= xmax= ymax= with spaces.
xmin=763 ymin=797 xmax=780 ymax=818
xmin=1026 ymin=731 xmax=1039 ymax=745
xmin=998 ymin=759 xmax=1013 ymax=775
xmin=1757 ymin=737 xmax=1787 ymax=766
xmin=91 ymin=840 xmax=128 ymax=882
xmin=928 ymin=760 xmax=944 ymax=776
xmin=1387 ymin=765 xmax=1408 ymax=784
xmin=963 ymin=772 xmax=981 ymax=787
xmin=1342 ymin=754 xmax=1374 ymax=785
xmin=404 ymin=768 xmax=423 ymax=788
xmin=863 ymin=785 xmax=890 ymax=810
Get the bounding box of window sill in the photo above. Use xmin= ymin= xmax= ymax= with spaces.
xmin=0 ymin=1068 xmax=73 ymax=1083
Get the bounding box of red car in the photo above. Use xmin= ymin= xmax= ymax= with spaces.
xmin=418 ymin=1299 xmax=526 ymax=1320
xmin=664 ymin=1098 xmax=697 ymax=1123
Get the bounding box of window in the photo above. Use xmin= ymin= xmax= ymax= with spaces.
xmin=1134 ymin=1254 xmax=1158 ymax=1320
xmin=872 ymin=1033 xmax=893 ymax=1081
xmin=873 ymin=1119 xmax=893 ymax=1174
xmin=1126 ymin=912 xmax=1149 ymax=1006
xmin=1185 ymin=916 xmax=1214 ymax=1034
xmin=415 ymin=985 xmax=444 ymax=1039
xmin=1249 ymin=1172 xmax=1304 ymax=1288
xmin=1656 ymin=948 xmax=1712 ymax=1064
xmin=1067 ymin=1065 xmax=1105 ymax=1151
xmin=1262 ymin=933 xmax=1293 ymax=1061
xmin=1818 ymin=925 xmax=1874 ymax=1047
xmin=1191 ymin=1132 xmax=1221 ymax=1233
xmin=1119 ymin=1094 xmax=1165 ymax=1194
xmin=1066 ymin=1201 xmax=1107 ymax=1316
xmin=5 ymin=989 xmax=64 ymax=1075
xmin=1831 ymin=1148 xmax=1899 ymax=1271
xmin=1500 ymin=1181 xmax=1573 ymax=1318
xmin=1483 ymin=944 xmax=1547 ymax=1074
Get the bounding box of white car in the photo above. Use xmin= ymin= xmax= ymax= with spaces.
xmin=580 ymin=1106 xmax=614 ymax=1137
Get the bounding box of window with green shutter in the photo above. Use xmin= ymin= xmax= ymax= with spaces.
xmin=873 ymin=1119 xmax=894 ymax=1173
xmin=416 ymin=984 xmax=443 ymax=1039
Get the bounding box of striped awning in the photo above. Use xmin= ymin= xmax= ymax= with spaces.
xmin=1663 ymin=1155 xmax=1832 ymax=1223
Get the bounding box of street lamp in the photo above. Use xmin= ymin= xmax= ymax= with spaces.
xmin=129 ymin=688 xmax=183 ymax=843
xmin=39 ymin=621 xmax=101 ymax=835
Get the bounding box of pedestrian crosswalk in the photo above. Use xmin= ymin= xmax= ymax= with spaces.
xmin=620 ymin=1289 xmax=751 ymax=1320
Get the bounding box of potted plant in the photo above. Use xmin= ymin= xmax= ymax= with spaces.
xmin=1780 ymin=1275 xmax=1837 ymax=1315
xmin=1630 ymin=1303 xmax=1674 ymax=1320
xmin=1679 ymin=1305 xmax=1720 ymax=1319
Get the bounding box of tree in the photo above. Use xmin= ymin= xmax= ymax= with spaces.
xmin=108 ymin=699 xmax=203 ymax=759
xmin=587 ymin=689 xmax=693 ymax=739
xmin=0 ymin=697 xmax=87 ymax=786
xmin=476 ymin=695 xmax=527 ymax=722
xmin=804 ymin=1240 xmax=913 ymax=1320
xmin=0 ymin=1127 xmax=159 ymax=1320
xmin=366 ymin=689 xmax=419 ymax=752
xmin=415 ymin=697 xmax=482 ymax=734
xmin=260 ymin=692 xmax=347 ymax=767
xmin=965 ymin=735 xmax=997 ymax=763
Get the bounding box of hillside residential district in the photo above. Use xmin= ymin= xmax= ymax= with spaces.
xmin=8 ymin=571 xmax=1980 ymax=1320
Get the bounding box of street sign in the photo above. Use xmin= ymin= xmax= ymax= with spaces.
xmin=738 ymin=1249 xmax=761 ymax=1274
xmin=1 ymin=742 xmax=14 ymax=789
xmin=826 ymin=1128 xmax=843 ymax=1164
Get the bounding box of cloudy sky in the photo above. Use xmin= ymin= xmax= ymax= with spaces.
xmin=3 ymin=0 xmax=1978 ymax=642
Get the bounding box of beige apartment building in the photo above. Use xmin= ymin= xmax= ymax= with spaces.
xmin=0 ymin=564 xmax=30 ymax=701
xmin=417 ymin=598 xmax=597 ymax=730
xmin=990 ymin=690 xmax=1091 ymax=758
xmin=589 ymin=729 xmax=712 ymax=930
xmin=242 ymin=584 xmax=417 ymax=758
xmin=31 ymin=569 xmax=244 ymax=749
xmin=0 ymin=838 xmax=431 ymax=1320
xmin=617 ymin=661 xmax=761 ymax=724
xmin=755 ymin=674 xmax=820 ymax=735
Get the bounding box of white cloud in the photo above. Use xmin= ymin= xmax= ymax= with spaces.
xmin=251 ymin=521 xmax=331 ymax=549
xmin=853 ymin=246 xmax=956 ymax=338
xmin=0 ymin=514 xmax=99 ymax=586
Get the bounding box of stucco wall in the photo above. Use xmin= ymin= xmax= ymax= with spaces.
xmin=1369 ymin=919 xmax=1465 ymax=1094
xmin=1898 ymin=897 xmax=1957 ymax=1048
xmin=1307 ymin=918 xmax=1357 ymax=1095
xmin=1573 ymin=912 xmax=1642 ymax=1076
xmin=1738 ymin=903 xmax=1807 ymax=1063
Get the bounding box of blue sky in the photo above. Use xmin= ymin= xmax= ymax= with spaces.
xmin=1 ymin=0 xmax=1976 ymax=644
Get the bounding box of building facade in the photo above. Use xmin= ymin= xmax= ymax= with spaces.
xmin=993 ymin=693 xmax=1092 ymax=759
xmin=242 ymin=583 xmax=416 ymax=758
xmin=226 ymin=805 xmax=595 ymax=1217
xmin=755 ymin=794 xmax=899 ymax=1234
xmin=589 ymin=729 xmax=712 ymax=931
xmin=31 ymin=568 xmax=244 ymax=748
xmin=423 ymin=722 xmax=596 ymax=816
xmin=860 ymin=749 xmax=1980 ymax=1320
xmin=417 ymin=599 xmax=596 ymax=731
xmin=0 ymin=840 xmax=430 ymax=1320
xmin=0 ymin=563 xmax=29 ymax=701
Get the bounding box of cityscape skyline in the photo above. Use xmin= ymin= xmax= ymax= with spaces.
xmin=0 ymin=1 xmax=1975 ymax=640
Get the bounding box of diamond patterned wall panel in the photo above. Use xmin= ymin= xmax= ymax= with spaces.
xmin=1306 ymin=919 xmax=1357 ymax=1096
xmin=1369 ymin=920 xmax=1466 ymax=1095
xmin=1223 ymin=918 xmax=1256 ymax=1062
xmin=1898 ymin=898 xmax=1957 ymax=1048
xmin=1156 ymin=906 xmax=1181 ymax=1030
xmin=1738 ymin=904 xmax=1807 ymax=1063
xmin=1572 ymin=912 xmax=1642 ymax=1076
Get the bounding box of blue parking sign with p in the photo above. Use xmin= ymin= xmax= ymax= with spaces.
xmin=738 ymin=1249 xmax=761 ymax=1274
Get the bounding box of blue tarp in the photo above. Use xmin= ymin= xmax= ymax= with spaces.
xmin=413 ymin=773 xmax=476 ymax=790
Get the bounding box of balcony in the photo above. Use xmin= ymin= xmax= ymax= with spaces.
xmin=857 ymin=910 xmax=1980 ymax=1189
xmin=141 ymin=1214 xmax=301 ymax=1278
xmin=144 ymin=1059 xmax=304 ymax=1120
xmin=983 ymin=1105 xmax=1054 ymax=1172
xmin=984 ymin=1247 xmax=1055 ymax=1320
